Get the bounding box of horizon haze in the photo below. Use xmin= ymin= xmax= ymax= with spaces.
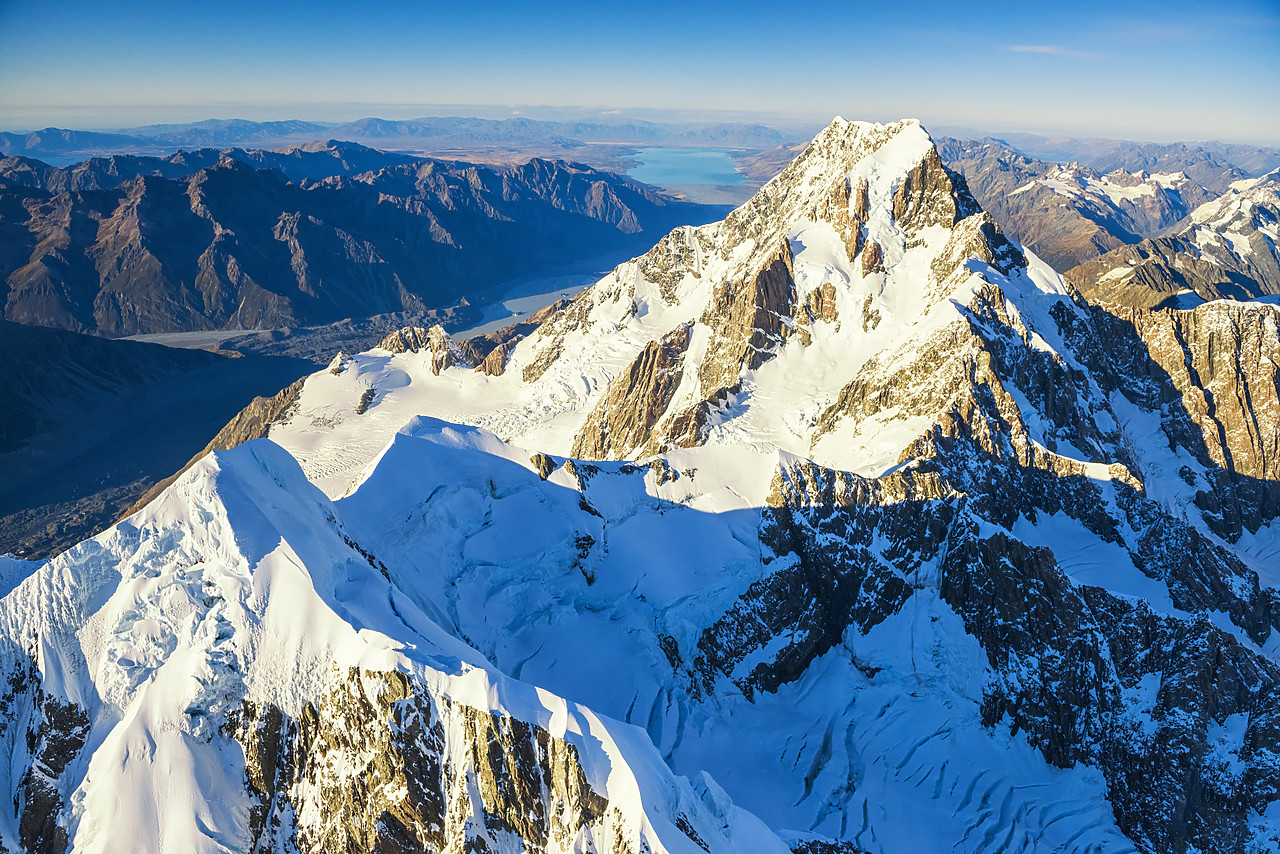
xmin=1 ymin=0 xmax=1278 ymax=145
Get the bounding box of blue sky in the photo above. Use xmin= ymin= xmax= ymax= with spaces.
xmin=1 ymin=0 xmax=1277 ymax=143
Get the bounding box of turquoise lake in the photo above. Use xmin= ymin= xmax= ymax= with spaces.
xmin=627 ymin=147 xmax=746 ymax=186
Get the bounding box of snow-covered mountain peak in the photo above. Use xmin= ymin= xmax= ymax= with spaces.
xmin=5 ymin=117 xmax=1280 ymax=853
xmin=1193 ymin=167 xmax=1280 ymax=230
xmin=269 ymin=118 xmax=1081 ymax=492
xmin=0 ymin=433 xmax=798 ymax=854
xmin=711 ymin=117 xmax=963 ymax=275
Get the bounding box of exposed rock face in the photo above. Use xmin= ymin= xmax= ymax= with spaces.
xmin=378 ymin=324 xmax=434 ymax=354
xmin=521 ymin=291 xmax=595 ymax=384
xmin=378 ymin=324 xmax=474 ymax=375
xmin=696 ymin=240 xmax=796 ymax=395
xmin=860 ymin=240 xmax=883 ymax=275
xmin=928 ymin=211 xmax=1026 ymax=285
xmin=572 ymin=323 xmax=692 ymax=459
xmin=0 ymin=146 xmax=718 ymax=335
xmin=891 ymin=146 xmax=980 ymax=234
xmin=752 ymin=447 xmax=1278 ymax=853
xmin=801 ymin=282 xmax=839 ymax=328
xmin=0 ymin=654 xmax=92 ymax=854
xmin=816 ymin=177 xmax=862 ymax=263
xmin=693 ymin=462 xmax=932 ymax=700
xmin=1092 ymin=301 xmax=1280 ymax=541
xmin=852 ymin=175 xmax=870 ymax=221
xmin=633 ymin=239 xmax=798 ymax=454
xmin=519 ymin=120 xmax=997 ymax=460
xmin=1067 ymin=236 xmax=1249 ymax=308
xmin=938 ymin=522 xmax=1280 ymax=854
xmin=475 ymin=343 xmax=511 ymax=376
xmin=315 ymin=405 xmax=1280 ymax=853
xmin=231 ymin=669 xmax=619 ymax=854
xmin=938 ymin=137 xmax=1220 ymax=271
xmin=530 ymin=452 xmax=559 ymax=480
xmin=1066 ymin=172 xmax=1280 ymax=308
xmin=635 ymin=226 xmax=716 ymax=304
xmin=702 ymin=436 xmax=1280 ymax=853
xmin=456 ymin=298 xmax=571 ymax=378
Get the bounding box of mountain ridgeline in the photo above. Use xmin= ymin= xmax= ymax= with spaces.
xmin=0 ymin=141 xmax=722 ymax=335
xmin=0 ymin=116 xmax=804 ymax=167
xmin=991 ymin=132 xmax=1280 ymax=192
xmin=1066 ymin=170 xmax=1280 ymax=308
xmin=0 ymin=118 xmax=1277 ymax=854
xmin=936 ymin=137 xmax=1221 ymax=271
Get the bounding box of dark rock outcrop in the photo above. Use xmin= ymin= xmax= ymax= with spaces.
xmin=939 ymin=522 xmax=1280 ymax=854
xmin=572 ymin=323 xmax=692 ymax=459
xmin=378 ymin=324 xmax=473 ymax=375
xmin=693 ymin=461 xmax=937 ymax=700
xmin=697 ymin=239 xmax=796 ymax=393
xmin=230 ymin=668 xmax=623 ymax=854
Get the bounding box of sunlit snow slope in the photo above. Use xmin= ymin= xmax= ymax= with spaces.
xmin=268 ymin=117 xmax=1280 ymax=854
xmin=0 ymin=118 xmax=1277 ymax=854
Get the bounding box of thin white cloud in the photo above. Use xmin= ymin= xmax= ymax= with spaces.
xmin=1009 ymin=44 xmax=1090 ymax=57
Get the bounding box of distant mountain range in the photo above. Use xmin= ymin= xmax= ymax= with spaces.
xmin=1067 ymin=170 xmax=1280 ymax=308
xmin=0 ymin=116 xmax=810 ymax=167
xmin=937 ymin=138 xmax=1220 ymax=270
xmin=0 ymin=141 xmax=725 ymax=335
xmin=4 ymin=118 xmax=1277 ymax=853
xmin=990 ymin=132 xmax=1280 ymax=191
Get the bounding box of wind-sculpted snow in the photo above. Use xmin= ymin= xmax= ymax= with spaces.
xmin=0 ymin=436 xmax=791 ymax=853
xmin=332 ymin=421 xmax=1152 ymax=853
xmin=257 ymin=117 xmax=1280 ymax=852
xmin=7 ymin=117 xmax=1280 ymax=852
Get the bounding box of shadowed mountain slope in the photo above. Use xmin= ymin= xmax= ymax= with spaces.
xmin=0 ymin=144 xmax=725 ymax=335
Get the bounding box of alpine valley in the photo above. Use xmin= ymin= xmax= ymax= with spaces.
xmin=0 ymin=142 xmax=717 ymax=334
xmin=1 ymin=118 xmax=1278 ymax=854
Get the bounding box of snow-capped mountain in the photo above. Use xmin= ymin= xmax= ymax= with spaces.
xmin=937 ymin=138 xmax=1218 ymax=271
xmin=1 ymin=436 xmax=790 ymax=853
xmin=1 ymin=118 xmax=1277 ymax=853
xmin=1068 ymin=170 xmax=1280 ymax=308
xmin=1033 ymin=162 xmax=1212 ymax=233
